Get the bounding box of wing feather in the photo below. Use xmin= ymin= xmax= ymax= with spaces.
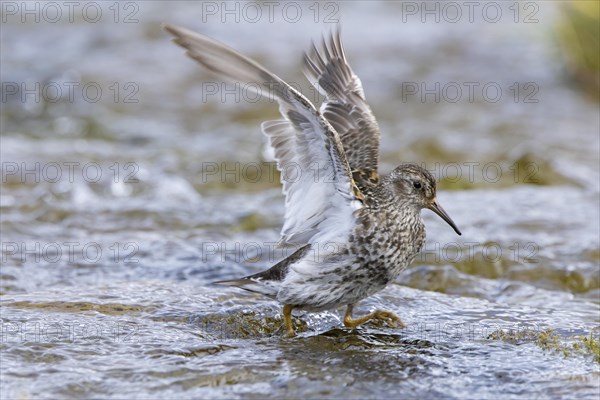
xmin=163 ymin=24 xmax=364 ymax=246
xmin=303 ymin=28 xmax=381 ymax=188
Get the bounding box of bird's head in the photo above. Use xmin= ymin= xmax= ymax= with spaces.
xmin=387 ymin=163 xmax=461 ymax=235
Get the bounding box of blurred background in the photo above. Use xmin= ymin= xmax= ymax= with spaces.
xmin=1 ymin=1 xmax=599 ymax=399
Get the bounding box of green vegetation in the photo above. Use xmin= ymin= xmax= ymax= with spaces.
xmin=488 ymin=328 xmax=600 ymax=363
xmin=555 ymin=1 xmax=600 ymax=99
xmin=572 ymin=334 xmax=600 ymax=363
xmin=198 ymin=310 xmax=309 ymax=339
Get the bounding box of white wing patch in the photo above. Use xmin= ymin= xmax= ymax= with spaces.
xmin=262 ymin=114 xmax=362 ymax=246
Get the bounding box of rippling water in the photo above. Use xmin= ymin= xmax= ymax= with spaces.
xmin=1 ymin=1 xmax=599 ymax=399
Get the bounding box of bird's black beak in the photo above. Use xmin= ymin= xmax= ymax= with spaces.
xmin=428 ymin=199 xmax=462 ymax=235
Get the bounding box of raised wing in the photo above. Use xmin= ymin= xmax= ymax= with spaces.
xmin=303 ymin=29 xmax=381 ymax=189
xmin=163 ymin=24 xmax=364 ymax=246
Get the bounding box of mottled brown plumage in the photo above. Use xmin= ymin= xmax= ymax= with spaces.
xmin=303 ymin=29 xmax=381 ymax=190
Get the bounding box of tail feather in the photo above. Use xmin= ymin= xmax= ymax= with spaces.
xmin=213 ymin=278 xmax=279 ymax=298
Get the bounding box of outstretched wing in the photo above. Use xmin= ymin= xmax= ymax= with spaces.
xmin=303 ymin=28 xmax=381 ymax=189
xmin=163 ymin=24 xmax=364 ymax=246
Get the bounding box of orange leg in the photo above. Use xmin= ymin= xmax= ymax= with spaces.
xmin=283 ymin=304 xmax=296 ymax=337
xmin=343 ymin=304 xmax=406 ymax=329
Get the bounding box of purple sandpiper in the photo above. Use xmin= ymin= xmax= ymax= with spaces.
xmin=164 ymin=25 xmax=462 ymax=336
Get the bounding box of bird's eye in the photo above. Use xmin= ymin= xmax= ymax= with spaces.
xmin=413 ymin=181 xmax=422 ymax=189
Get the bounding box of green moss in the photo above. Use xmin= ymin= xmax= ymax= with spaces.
xmin=488 ymin=328 xmax=600 ymax=364
xmin=433 ymin=152 xmax=579 ymax=191
xmin=537 ymin=328 xmax=561 ymax=351
xmin=5 ymin=300 xmax=153 ymax=315
xmin=236 ymin=213 xmax=269 ymax=232
xmin=198 ymin=310 xmax=309 ymax=339
xmin=578 ymin=334 xmax=600 ymax=363
xmin=508 ymin=152 xmax=575 ymax=187
xmin=487 ymin=328 xmax=546 ymax=344
xmin=438 ymin=175 xmax=478 ymax=190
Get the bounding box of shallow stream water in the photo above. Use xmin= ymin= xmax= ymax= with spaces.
xmin=1 ymin=1 xmax=599 ymax=399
